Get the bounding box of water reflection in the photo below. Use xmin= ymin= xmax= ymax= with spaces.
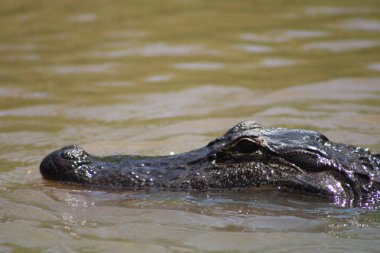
xmin=68 ymin=13 xmax=97 ymax=23
xmin=368 ymin=62 xmax=380 ymax=71
xmin=235 ymin=44 xmax=272 ymax=53
xmin=259 ymin=58 xmax=296 ymax=68
xmin=305 ymin=6 xmax=375 ymax=15
xmin=97 ymin=43 xmax=218 ymax=58
xmin=303 ymin=40 xmax=379 ymax=52
xmin=341 ymin=19 xmax=380 ymax=32
xmin=0 ymin=87 xmax=24 ymax=97
xmin=52 ymin=63 xmax=117 ymax=75
xmin=240 ymin=30 xmax=327 ymax=43
xmin=144 ymin=74 xmax=173 ymax=82
xmin=173 ymin=62 xmax=224 ymax=70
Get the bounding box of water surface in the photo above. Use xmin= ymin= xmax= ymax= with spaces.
xmin=1 ymin=0 xmax=380 ymax=252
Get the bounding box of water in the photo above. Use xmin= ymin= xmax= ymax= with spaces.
xmin=1 ymin=0 xmax=380 ymax=252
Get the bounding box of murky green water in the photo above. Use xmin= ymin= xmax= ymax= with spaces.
xmin=1 ymin=0 xmax=380 ymax=252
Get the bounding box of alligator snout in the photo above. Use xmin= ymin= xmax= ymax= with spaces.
xmin=40 ymin=145 xmax=91 ymax=182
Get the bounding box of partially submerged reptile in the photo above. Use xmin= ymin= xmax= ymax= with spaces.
xmin=40 ymin=121 xmax=380 ymax=207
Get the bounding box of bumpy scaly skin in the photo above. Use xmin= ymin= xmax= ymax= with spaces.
xmin=40 ymin=121 xmax=380 ymax=207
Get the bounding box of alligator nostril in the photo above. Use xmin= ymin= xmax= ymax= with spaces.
xmin=61 ymin=146 xmax=85 ymax=160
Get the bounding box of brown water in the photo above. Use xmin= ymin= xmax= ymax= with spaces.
xmin=1 ymin=0 xmax=380 ymax=252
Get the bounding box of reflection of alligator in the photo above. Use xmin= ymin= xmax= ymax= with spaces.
xmin=40 ymin=121 xmax=380 ymax=207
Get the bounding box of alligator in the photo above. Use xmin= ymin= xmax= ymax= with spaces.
xmin=40 ymin=121 xmax=380 ymax=207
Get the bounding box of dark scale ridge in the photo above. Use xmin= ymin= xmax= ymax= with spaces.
xmin=40 ymin=121 xmax=380 ymax=207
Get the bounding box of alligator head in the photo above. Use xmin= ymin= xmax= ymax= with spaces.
xmin=40 ymin=121 xmax=380 ymax=207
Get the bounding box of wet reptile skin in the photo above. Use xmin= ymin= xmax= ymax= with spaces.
xmin=40 ymin=121 xmax=380 ymax=207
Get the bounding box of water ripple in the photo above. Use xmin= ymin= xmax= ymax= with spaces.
xmin=97 ymin=43 xmax=220 ymax=58
xmin=341 ymin=19 xmax=380 ymax=32
xmin=235 ymin=44 xmax=272 ymax=53
xmin=304 ymin=40 xmax=379 ymax=52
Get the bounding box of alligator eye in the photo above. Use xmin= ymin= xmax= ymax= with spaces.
xmin=225 ymin=138 xmax=261 ymax=153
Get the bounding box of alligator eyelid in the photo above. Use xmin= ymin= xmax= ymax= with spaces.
xmin=222 ymin=137 xmax=261 ymax=151
xmin=239 ymin=136 xmax=263 ymax=144
xmin=304 ymin=147 xmax=330 ymax=159
xmin=234 ymin=137 xmax=259 ymax=145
